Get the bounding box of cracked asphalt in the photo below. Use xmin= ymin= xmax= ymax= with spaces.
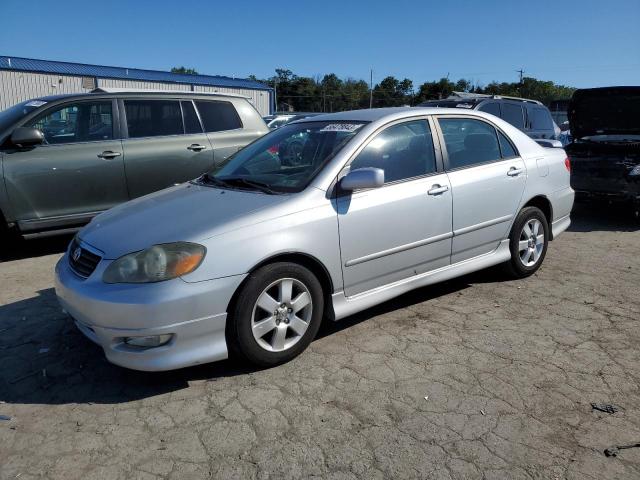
xmin=1 ymin=203 xmax=639 ymax=480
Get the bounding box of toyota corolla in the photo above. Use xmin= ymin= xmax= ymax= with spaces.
xmin=55 ymin=107 xmax=574 ymax=371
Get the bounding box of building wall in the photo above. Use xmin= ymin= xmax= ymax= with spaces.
xmin=0 ymin=70 xmax=90 ymax=109
xmin=0 ymin=70 xmax=272 ymax=115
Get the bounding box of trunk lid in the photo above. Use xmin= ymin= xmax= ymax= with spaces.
xmin=568 ymin=86 xmax=640 ymax=139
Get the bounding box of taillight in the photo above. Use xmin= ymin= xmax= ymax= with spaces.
xmin=564 ymin=157 xmax=571 ymax=173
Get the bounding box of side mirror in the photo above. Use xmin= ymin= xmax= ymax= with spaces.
xmin=535 ymin=139 xmax=563 ymax=148
xmin=11 ymin=127 xmax=45 ymax=148
xmin=340 ymin=167 xmax=384 ymax=191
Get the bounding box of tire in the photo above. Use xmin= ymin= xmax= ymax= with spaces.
xmin=227 ymin=262 xmax=324 ymax=367
xmin=504 ymin=206 xmax=549 ymax=278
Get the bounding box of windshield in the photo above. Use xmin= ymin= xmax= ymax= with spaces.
xmin=0 ymin=100 xmax=43 ymax=133
xmin=203 ymin=121 xmax=367 ymax=193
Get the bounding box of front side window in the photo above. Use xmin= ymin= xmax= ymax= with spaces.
xmin=195 ymin=101 xmax=242 ymax=132
xmin=27 ymin=102 xmax=113 ymax=145
xmin=349 ymin=120 xmax=436 ymax=183
xmin=501 ymin=103 xmax=525 ymax=129
xmin=438 ymin=118 xmax=502 ymax=169
xmin=203 ymin=121 xmax=365 ymax=193
xmin=124 ymin=100 xmax=183 ymax=138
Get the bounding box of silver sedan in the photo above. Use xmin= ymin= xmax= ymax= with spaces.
xmin=55 ymin=107 xmax=574 ymax=371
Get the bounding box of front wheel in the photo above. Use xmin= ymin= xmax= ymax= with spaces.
xmin=227 ymin=262 xmax=324 ymax=367
xmin=504 ymin=206 xmax=549 ymax=278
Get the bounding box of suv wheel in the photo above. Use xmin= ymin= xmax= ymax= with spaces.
xmin=227 ymin=262 xmax=324 ymax=367
xmin=505 ymin=206 xmax=549 ymax=278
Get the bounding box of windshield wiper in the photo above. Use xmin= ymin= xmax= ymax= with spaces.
xmin=197 ymin=173 xmax=228 ymax=187
xmin=217 ymin=177 xmax=279 ymax=195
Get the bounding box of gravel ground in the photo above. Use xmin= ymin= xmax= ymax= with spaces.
xmin=1 ymin=204 xmax=639 ymax=480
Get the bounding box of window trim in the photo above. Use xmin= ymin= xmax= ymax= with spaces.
xmin=336 ymin=116 xmax=444 ymax=194
xmin=121 ymin=98 xmax=187 ymax=140
xmin=433 ymin=114 xmax=521 ymax=172
xmin=194 ymin=99 xmax=244 ymax=133
xmin=18 ymin=99 xmax=119 ymax=146
xmin=179 ymin=100 xmax=204 ymax=135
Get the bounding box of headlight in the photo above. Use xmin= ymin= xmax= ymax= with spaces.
xmin=630 ymin=165 xmax=640 ymax=177
xmin=103 ymin=242 xmax=206 ymax=283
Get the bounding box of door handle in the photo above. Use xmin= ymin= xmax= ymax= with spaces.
xmin=187 ymin=144 xmax=207 ymax=152
xmin=97 ymin=151 xmax=121 ymax=159
xmin=427 ymin=184 xmax=449 ymax=196
xmin=507 ymin=167 xmax=524 ymax=177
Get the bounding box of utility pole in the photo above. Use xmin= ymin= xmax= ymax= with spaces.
xmin=273 ymin=78 xmax=278 ymax=114
xmin=369 ymin=68 xmax=373 ymax=109
xmin=516 ymin=68 xmax=525 ymax=96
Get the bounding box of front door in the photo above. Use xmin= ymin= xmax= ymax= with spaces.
xmin=337 ymin=119 xmax=453 ymax=297
xmin=436 ymin=116 xmax=527 ymax=264
xmin=121 ymin=99 xmax=215 ymax=198
xmin=2 ymin=99 xmax=129 ymax=229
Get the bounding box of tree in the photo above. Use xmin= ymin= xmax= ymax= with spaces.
xmin=171 ymin=66 xmax=198 ymax=75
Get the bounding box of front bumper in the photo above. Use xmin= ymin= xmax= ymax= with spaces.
xmin=54 ymin=254 xmax=246 ymax=371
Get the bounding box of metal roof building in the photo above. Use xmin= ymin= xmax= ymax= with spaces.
xmin=0 ymin=55 xmax=274 ymax=115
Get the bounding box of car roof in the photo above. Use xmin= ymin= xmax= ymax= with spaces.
xmin=289 ymin=106 xmax=494 ymax=124
xmin=23 ymin=89 xmax=249 ymax=104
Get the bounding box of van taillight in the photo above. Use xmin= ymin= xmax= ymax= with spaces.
xmin=564 ymin=157 xmax=571 ymax=173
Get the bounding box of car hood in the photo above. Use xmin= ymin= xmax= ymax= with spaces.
xmin=568 ymin=86 xmax=640 ymax=139
xmin=79 ymin=183 xmax=288 ymax=259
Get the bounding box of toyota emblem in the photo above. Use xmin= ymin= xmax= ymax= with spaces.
xmin=72 ymin=247 xmax=82 ymax=262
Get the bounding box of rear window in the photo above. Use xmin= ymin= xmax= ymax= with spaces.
xmin=195 ymin=101 xmax=242 ymax=132
xmin=501 ymin=103 xmax=525 ymax=129
xmin=125 ymin=100 xmax=183 ymax=138
xmin=529 ymin=107 xmax=554 ymax=130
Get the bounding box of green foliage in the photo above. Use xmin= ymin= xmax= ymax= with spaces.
xmin=171 ymin=66 xmax=198 ymax=75
xmin=254 ymin=69 xmax=575 ymax=112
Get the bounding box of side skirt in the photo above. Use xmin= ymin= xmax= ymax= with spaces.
xmin=331 ymin=239 xmax=511 ymax=321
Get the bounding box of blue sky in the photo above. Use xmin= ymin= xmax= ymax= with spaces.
xmin=1 ymin=0 xmax=638 ymax=88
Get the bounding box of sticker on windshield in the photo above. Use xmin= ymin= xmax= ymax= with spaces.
xmin=454 ymin=103 xmax=474 ymax=109
xmin=320 ymin=123 xmax=363 ymax=133
xmin=25 ymin=100 xmax=47 ymax=107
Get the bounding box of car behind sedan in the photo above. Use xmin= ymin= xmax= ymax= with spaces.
xmin=55 ymin=107 xmax=574 ymax=371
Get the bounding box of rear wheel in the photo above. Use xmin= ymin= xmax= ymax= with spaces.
xmin=227 ymin=262 xmax=324 ymax=367
xmin=504 ymin=206 xmax=549 ymax=278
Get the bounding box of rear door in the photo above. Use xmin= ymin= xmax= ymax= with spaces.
xmin=336 ymin=118 xmax=453 ymax=296
xmin=195 ymin=100 xmax=257 ymax=166
xmin=120 ymin=98 xmax=215 ymax=198
xmin=2 ymin=99 xmax=129 ymax=229
xmin=436 ymin=116 xmax=526 ymax=263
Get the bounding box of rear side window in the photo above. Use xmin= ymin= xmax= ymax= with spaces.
xmin=195 ymin=101 xmax=242 ymax=132
xmin=124 ymin=100 xmax=183 ymax=138
xmin=181 ymin=101 xmax=202 ymax=134
xmin=501 ymin=103 xmax=525 ymax=129
xmin=498 ymin=131 xmax=517 ymax=158
xmin=529 ymin=107 xmax=554 ymax=130
xmin=478 ymin=102 xmax=500 ymax=117
xmin=438 ymin=118 xmax=502 ymax=169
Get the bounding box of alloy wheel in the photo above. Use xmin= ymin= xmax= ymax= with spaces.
xmin=518 ymin=218 xmax=545 ymax=267
xmin=251 ymin=278 xmax=313 ymax=352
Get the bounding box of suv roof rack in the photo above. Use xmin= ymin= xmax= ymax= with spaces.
xmin=90 ymin=87 xmax=249 ymax=99
xmin=449 ymin=91 xmax=542 ymax=105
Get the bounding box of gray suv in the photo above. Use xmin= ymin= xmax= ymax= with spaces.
xmin=419 ymin=93 xmax=559 ymax=141
xmin=0 ymin=89 xmax=268 ymax=241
